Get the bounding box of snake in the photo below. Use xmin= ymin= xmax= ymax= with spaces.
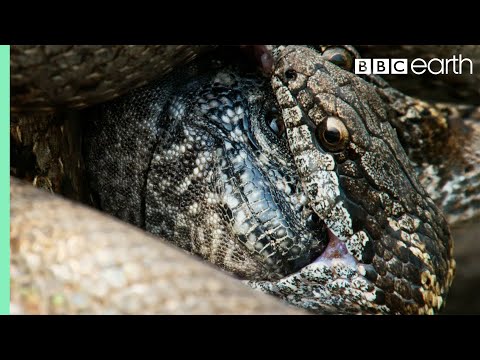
xmin=10 ymin=45 xmax=480 ymax=314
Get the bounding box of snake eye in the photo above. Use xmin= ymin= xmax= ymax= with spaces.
xmin=316 ymin=116 xmax=349 ymax=151
xmin=284 ymin=69 xmax=297 ymax=81
xmin=322 ymin=47 xmax=354 ymax=71
xmin=266 ymin=108 xmax=286 ymax=138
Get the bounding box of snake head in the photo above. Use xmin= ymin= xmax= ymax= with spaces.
xmin=260 ymin=45 xmax=455 ymax=314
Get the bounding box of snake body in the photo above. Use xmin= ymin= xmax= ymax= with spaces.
xmin=10 ymin=45 xmax=480 ymax=314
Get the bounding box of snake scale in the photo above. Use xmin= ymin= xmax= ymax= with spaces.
xmin=10 ymin=45 xmax=480 ymax=314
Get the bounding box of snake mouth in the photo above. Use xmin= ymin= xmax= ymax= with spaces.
xmin=296 ymin=216 xmax=358 ymax=270
xmin=311 ymin=229 xmax=357 ymax=266
xmin=248 ymin=225 xmax=386 ymax=314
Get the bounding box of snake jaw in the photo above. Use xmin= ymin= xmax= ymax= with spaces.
xmin=248 ymin=227 xmax=390 ymax=314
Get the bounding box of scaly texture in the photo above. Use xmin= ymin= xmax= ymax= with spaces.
xmin=84 ymin=47 xmax=455 ymax=314
xmin=258 ymin=46 xmax=455 ymax=314
xmin=373 ymin=86 xmax=480 ymax=225
xmin=15 ymin=45 xmax=478 ymax=316
xmin=313 ymin=45 xmax=480 ymax=224
xmin=10 ymin=178 xmax=303 ymax=315
xmin=11 ymin=45 xmax=212 ymax=111
xmin=85 ymin=57 xmax=328 ymax=281
xmin=11 ymin=46 xmax=480 ymax=224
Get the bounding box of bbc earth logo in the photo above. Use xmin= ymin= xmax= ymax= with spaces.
xmin=354 ymin=55 xmax=473 ymax=75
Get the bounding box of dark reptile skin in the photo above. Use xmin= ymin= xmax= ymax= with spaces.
xmin=316 ymin=45 xmax=480 ymax=225
xmin=11 ymin=45 xmax=212 ymax=111
xmin=372 ymin=82 xmax=480 ymax=225
xmin=84 ymin=55 xmax=328 ymax=281
xmin=12 ymin=45 xmax=479 ymax=111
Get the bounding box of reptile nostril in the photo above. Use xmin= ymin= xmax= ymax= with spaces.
xmin=284 ymin=69 xmax=297 ymax=81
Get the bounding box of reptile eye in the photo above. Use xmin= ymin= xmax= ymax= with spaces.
xmin=322 ymin=47 xmax=354 ymax=71
xmin=266 ymin=108 xmax=286 ymax=138
xmin=316 ymin=116 xmax=349 ymax=151
xmin=284 ymin=69 xmax=297 ymax=81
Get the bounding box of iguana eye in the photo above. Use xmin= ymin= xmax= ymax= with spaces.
xmin=266 ymin=108 xmax=286 ymax=138
xmin=316 ymin=116 xmax=349 ymax=151
xmin=322 ymin=47 xmax=354 ymax=71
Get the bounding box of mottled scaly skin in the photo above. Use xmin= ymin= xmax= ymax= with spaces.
xmin=85 ymin=56 xmax=327 ymax=281
xmin=85 ymin=48 xmax=455 ymax=314
xmin=267 ymin=46 xmax=455 ymax=314
xmin=10 ymin=178 xmax=303 ymax=315
xmin=12 ymin=45 xmax=480 ymax=224
xmin=369 ymin=82 xmax=480 ymax=225
xmin=11 ymin=45 xmax=212 ymax=111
